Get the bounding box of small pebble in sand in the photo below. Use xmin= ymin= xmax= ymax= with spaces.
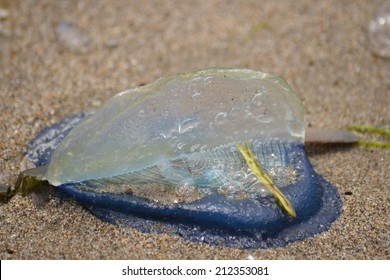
xmin=368 ymin=2 xmax=390 ymax=58
xmin=56 ymin=21 xmax=91 ymax=53
xmin=0 ymin=8 xmax=11 ymax=37
xmin=104 ymin=37 xmax=119 ymax=49
xmin=0 ymin=8 xmax=9 ymax=19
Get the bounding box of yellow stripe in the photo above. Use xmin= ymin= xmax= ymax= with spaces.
xmin=236 ymin=140 xmax=296 ymax=218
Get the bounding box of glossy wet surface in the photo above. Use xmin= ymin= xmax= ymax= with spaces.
xmin=0 ymin=0 xmax=388 ymax=259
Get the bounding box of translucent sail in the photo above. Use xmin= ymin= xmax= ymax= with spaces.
xmin=46 ymin=68 xmax=304 ymax=186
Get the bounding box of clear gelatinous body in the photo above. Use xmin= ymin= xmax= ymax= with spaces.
xmin=25 ymin=68 xmax=342 ymax=248
xmin=46 ymin=68 xmax=304 ymax=195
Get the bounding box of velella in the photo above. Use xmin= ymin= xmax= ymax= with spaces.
xmin=24 ymin=68 xmax=342 ymax=248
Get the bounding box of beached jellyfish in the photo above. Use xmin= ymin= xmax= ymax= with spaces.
xmin=18 ymin=68 xmax=342 ymax=248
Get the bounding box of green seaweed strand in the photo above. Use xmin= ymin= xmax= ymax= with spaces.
xmin=348 ymin=125 xmax=390 ymax=137
xmin=347 ymin=125 xmax=390 ymax=148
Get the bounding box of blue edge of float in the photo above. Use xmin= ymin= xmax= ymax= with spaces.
xmin=27 ymin=113 xmax=342 ymax=249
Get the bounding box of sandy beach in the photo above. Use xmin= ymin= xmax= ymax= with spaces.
xmin=0 ymin=0 xmax=389 ymax=259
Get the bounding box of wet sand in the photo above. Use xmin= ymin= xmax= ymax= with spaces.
xmin=0 ymin=0 xmax=389 ymax=259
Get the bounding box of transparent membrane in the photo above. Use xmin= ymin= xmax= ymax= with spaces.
xmin=46 ymin=68 xmax=305 ymax=202
xmin=368 ymin=2 xmax=390 ymax=58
